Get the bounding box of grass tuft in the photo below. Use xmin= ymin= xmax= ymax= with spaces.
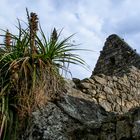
xmin=0 ymin=9 xmax=87 ymax=140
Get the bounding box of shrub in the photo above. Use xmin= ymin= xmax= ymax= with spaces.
xmin=0 ymin=9 xmax=86 ymax=139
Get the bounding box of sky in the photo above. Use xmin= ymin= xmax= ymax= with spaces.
xmin=0 ymin=0 xmax=140 ymax=79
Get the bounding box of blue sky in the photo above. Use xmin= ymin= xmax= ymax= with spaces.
xmin=0 ymin=0 xmax=140 ymax=79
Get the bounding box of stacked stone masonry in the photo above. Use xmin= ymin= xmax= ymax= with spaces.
xmin=93 ymin=34 xmax=140 ymax=76
xmin=74 ymin=34 xmax=140 ymax=113
xmin=74 ymin=66 xmax=140 ymax=113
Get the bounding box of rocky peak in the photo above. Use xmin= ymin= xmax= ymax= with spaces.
xmin=92 ymin=34 xmax=140 ymax=76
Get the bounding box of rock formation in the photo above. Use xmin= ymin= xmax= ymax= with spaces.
xmin=93 ymin=34 xmax=140 ymax=76
xmin=21 ymin=34 xmax=140 ymax=140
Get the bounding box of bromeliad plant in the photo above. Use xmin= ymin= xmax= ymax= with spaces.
xmin=0 ymin=10 xmax=86 ymax=139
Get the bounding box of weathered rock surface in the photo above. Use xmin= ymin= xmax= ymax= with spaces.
xmin=21 ymin=81 xmax=140 ymax=140
xmin=21 ymin=35 xmax=140 ymax=140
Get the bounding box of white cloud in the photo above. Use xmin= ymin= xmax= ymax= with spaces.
xmin=0 ymin=0 xmax=140 ymax=79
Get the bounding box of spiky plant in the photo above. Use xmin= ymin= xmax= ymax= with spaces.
xmin=0 ymin=10 xmax=87 ymax=140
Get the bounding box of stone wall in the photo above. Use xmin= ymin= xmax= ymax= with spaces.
xmin=81 ymin=34 xmax=140 ymax=113
xmin=74 ymin=66 xmax=140 ymax=113
xmin=92 ymin=34 xmax=140 ymax=76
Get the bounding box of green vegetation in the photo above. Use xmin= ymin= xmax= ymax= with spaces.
xmin=0 ymin=10 xmax=86 ymax=139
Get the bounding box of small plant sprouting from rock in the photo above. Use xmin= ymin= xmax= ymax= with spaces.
xmin=0 ymin=9 xmax=86 ymax=140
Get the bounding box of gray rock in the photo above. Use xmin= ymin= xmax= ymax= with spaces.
xmin=57 ymin=93 xmax=108 ymax=124
xmin=104 ymin=86 xmax=113 ymax=94
xmin=21 ymin=92 xmax=108 ymax=140
xmin=132 ymin=120 xmax=140 ymax=139
xmin=116 ymin=120 xmax=131 ymax=140
xmin=93 ymin=75 xmax=107 ymax=85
